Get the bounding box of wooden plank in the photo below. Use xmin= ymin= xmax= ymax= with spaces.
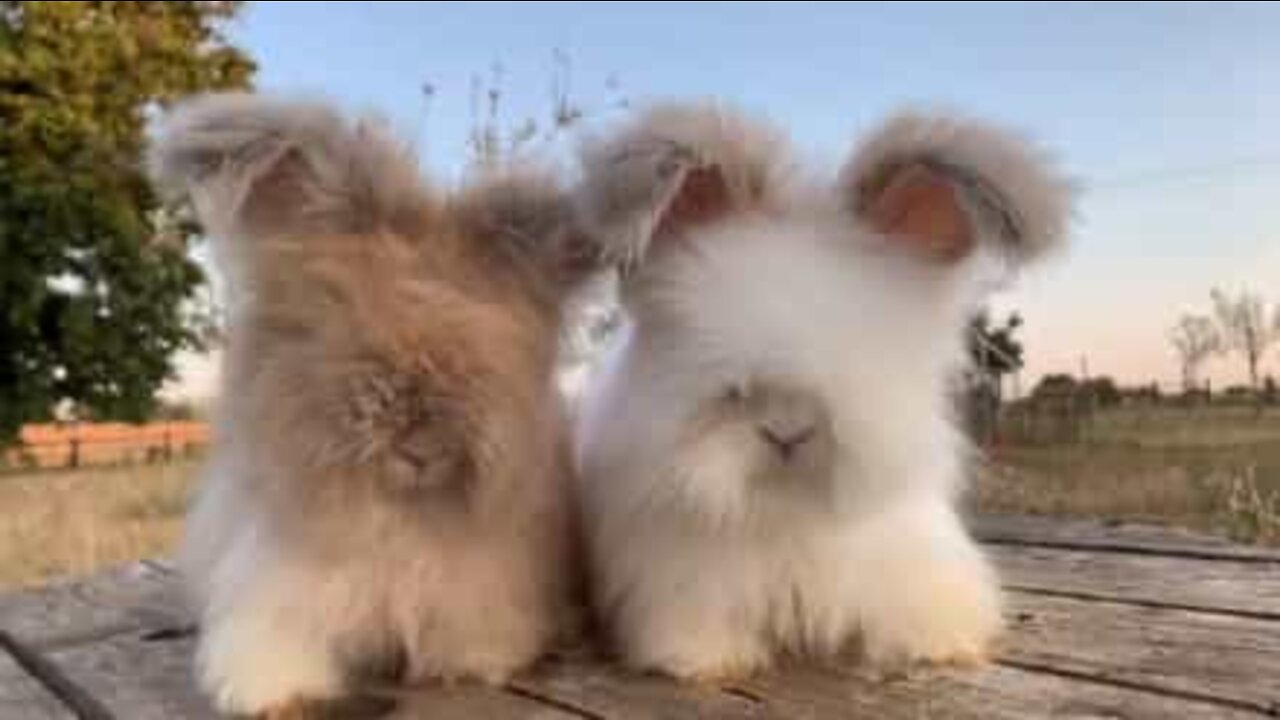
xmin=2 ymin=515 xmax=1276 ymax=720
xmin=1 ymin=630 xmax=115 ymax=720
xmin=0 ymin=645 xmax=73 ymax=720
xmin=391 ymin=686 xmax=585 ymax=720
xmin=972 ymin=514 xmax=1280 ymax=562
xmin=731 ymin=662 xmax=1266 ymax=719
xmin=1002 ymin=591 xmax=1280 ymax=715
xmin=0 ymin=561 xmax=187 ymax=651
xmin=509 ymin=654 xmax=780 ymax=719
xmin=43 ymin=622 xmax=623 ymax=720
xmin=45 ymin=629 xmax=589 ymax=720
xmin=43 ymin=632 xmax=216 ymax=720
xmin=991 ymin=544 xmax=1280 ymax=619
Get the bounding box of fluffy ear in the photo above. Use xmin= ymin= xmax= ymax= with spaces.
xmin=453 ymin=169 xmax=602 ymax=294
xmin=148 ymin=92 xmax=428 ymax=245
xmin=573 ymin=102 xmax=790 ymax=270
xmin=840 ymin=111 xmax=1074 ymax=265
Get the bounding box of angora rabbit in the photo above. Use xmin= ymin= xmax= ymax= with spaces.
xmin=572 ymin=103 xmax=1072 ymax=680
xmin=149 ymin=94 xmax=595 ymax=716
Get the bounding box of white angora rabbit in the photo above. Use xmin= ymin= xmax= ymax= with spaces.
xmin=571 ymin=103 xmax=1073 ymax=681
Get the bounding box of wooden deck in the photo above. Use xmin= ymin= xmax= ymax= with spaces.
xmin=2 ymin=514 xmax=1277 ymax=719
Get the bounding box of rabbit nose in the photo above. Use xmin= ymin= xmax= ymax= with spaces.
xmin=758 ymin=424 xmax=816 ymax=460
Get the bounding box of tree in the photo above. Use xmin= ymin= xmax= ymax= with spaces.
xmin=1168 ymin=313 xmax=1220 ymax=392
xmin=967 ymin=310 xmax=1024 ymax=397
xmin=1210 ymin=288 xmax=1279 ymax=396
xmin=961 ymin=310 xmax=1024 ymax=444
xmin=1031 ymin=374 xmax=1079 ymax=400
xmin=1081 ymin=376 xmax=1121 ymax=408
xmin=0 ymin=2 xmax=253 ymax=445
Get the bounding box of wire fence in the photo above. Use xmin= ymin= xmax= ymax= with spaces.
xmin=969 ymin=388 xmax=1280 ymax=448
xmin=2 ymin=422 xmax=210 ymax=474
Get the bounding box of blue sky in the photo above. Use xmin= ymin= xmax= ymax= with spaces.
xmin=174 ymin=2 xmax=1280 ymax=398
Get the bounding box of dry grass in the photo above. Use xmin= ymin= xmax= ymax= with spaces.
xmin=1085 ymin=405 xmax=1280 ymax=448
xmin=973 ymin=405 xmax=1280 ymax=546
xmin=2 ymin=406 xmax=1276 ymax=591
xmin=0 ymin=460 xmax=200 ymax=590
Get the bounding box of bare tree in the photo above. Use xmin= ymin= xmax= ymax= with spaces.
xmin=1211 ymin=288 xmax=1279 ymax=395
xmin=1168 ymin=314 xmax=1220 ymax=392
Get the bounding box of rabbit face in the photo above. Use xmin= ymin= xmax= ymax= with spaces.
xmin=608 ymin=211 xmax=980 ymax=523
xmin=681 ymin=375 xmax=836 ymax=493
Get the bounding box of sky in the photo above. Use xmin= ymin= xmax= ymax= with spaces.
xmin=173 ymin=1 xmax=1280 ymax=400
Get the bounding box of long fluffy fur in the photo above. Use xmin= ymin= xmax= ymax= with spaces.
xmin=150 ymin=94 xmax=588 ymax=714
xmin=573 ymin=103 xmax=1072 ymax=679
xmin=574 ymin=101 xmax=793 ymax=269
xmin=840 ymin=111 xmax=1076 ymax=263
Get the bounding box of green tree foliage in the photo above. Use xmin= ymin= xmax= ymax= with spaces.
xmin=0 ymin=1 xmax=253 ymax=444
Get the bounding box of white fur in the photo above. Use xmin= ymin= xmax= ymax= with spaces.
xmin=573 ymin=104 xmax=1071 ymax=678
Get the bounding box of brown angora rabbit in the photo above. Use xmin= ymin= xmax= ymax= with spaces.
xmin=149 ymin=93 xmax=594 ymax=716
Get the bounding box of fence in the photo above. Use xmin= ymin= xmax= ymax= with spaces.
xmin=3 ymin=422 xmax=210 ymax=472
xmin=977 ymin=393 xmax=1280 ymax=448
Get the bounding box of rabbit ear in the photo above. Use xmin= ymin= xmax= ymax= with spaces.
xmin=840 ymin=111 xmax=1075 ymax=266
xmin=574 ymin=102 xmax=788 ymax=270
xmin=148 ymin=92 xmax=428 ymax=245
xmin=453 ymin=169 xmax=603 ymax=294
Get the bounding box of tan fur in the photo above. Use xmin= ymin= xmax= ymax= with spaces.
xmin=149 ymin=94 xmax=592 ymax=714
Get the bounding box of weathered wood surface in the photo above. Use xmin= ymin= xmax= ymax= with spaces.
xmin=971 ymin=514 xmax=1280 ymax=562
xmin=1 ymin=515 xmax=1276 ymax=719
xmin=0 ymin=641 xmax=72 ymax=720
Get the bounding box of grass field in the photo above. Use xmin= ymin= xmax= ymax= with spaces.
xmin=972 ymin=405 xmax=1280 ymax=546
xmin=0 ymin=460 xmax=199 ymax=590
xmin=1 ymin=405 xmax=1277 ymax=591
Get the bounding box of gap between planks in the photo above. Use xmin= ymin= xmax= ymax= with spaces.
xmin=970 ymin=514 xmax=1280 ymax=564
xmin=979 ymin=535 xmax=1280 ymax=565
xmin=0 ymin=630 xmax=115 ymax=720
xmin=996 ymin=658 xmax=1280 ymax=718
xmin=502 ymin=683 xmax=608 ymax=719
xmin=1007 ymin=584 xmax=1280 ymax=623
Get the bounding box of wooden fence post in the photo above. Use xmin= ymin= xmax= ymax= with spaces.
xmin=68 ymin=428 xmax=81 ymax=469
